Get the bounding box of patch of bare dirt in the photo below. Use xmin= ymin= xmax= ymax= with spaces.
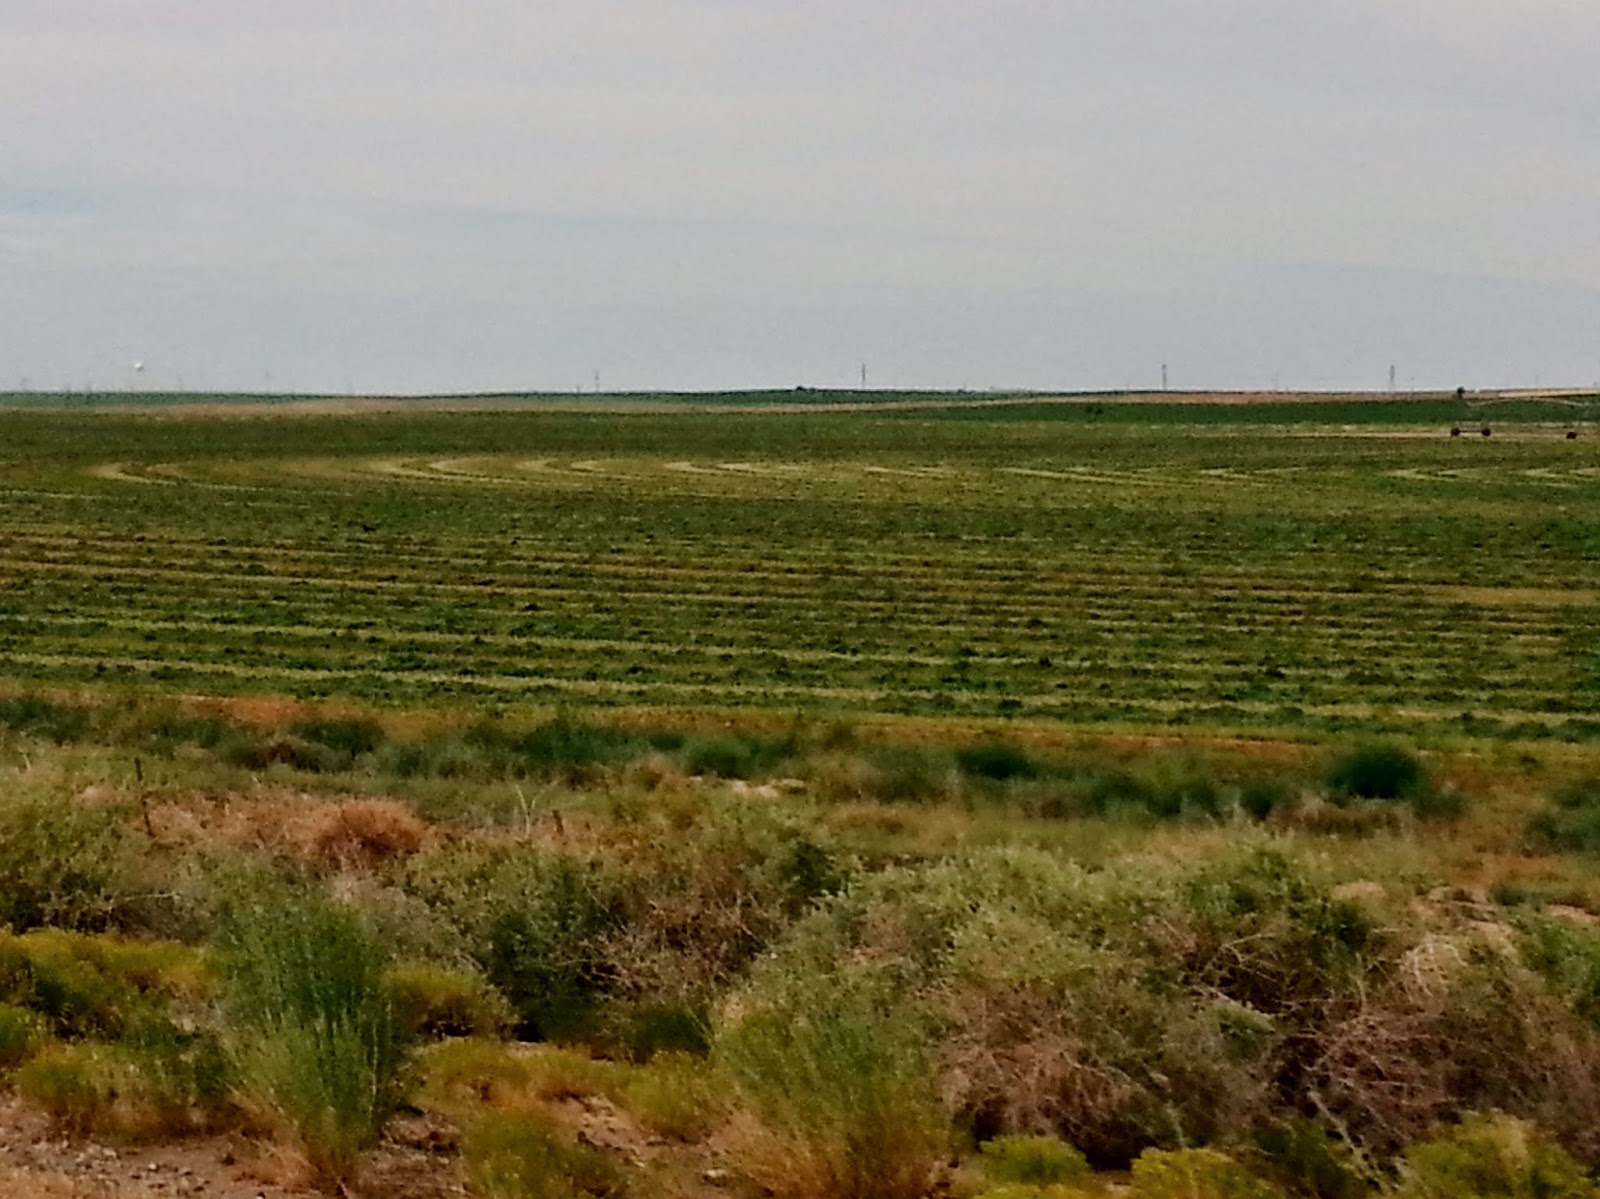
xmin=0 ymin=1098 xmax=465 ymax=1199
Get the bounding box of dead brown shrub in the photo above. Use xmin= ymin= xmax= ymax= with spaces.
xmin=291 ymin=799 xmax=428 ymax=871
xmin=1307 ymin=939 xmax=1600 ymax=1166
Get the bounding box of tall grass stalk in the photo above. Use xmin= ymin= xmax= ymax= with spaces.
xmin=217 ymin=888 xmax=410 ymax=1192
xmin=717 ymin=990 xmax=946 ymax=1199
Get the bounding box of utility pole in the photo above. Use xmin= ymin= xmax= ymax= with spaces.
xmin=1161 ymin=363 xmax=1168 ymax=391
xmin=860 ymin=362 xmax=867 ymax=389
xmin=1389 ymin=364 xmax=1396 ymax=394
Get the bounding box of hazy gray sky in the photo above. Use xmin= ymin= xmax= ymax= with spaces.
xmin=4 ymin=2 xmax=1599 ymax=394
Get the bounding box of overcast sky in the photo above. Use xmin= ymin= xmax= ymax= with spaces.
xmin=4 ymin=2 xmax=1599 ymax=394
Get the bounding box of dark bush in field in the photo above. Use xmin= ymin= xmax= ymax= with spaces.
xmin=1326 ymin=743 xmax=1430 ymax=803
xmin=683 ymin=730 xmax=797 ymax=779
xmin=956 ymin=741 xmax=1040 ymax=782
xmin=388 ymin=714 xmax=672 ymax=784
xmin=0 ymin=694 xmax=93 ymax=743
xmin=1077 ymin=761 xmax=1228 ymax=821
xmin=111 ymin=701 xmax=235 ymax=753
xmin=621 ymin=1002 xmax=711 ymax=1062
xmin=1528 ymin=778 xmax=1600 ymax=854
xmin=289 ymin=716 xmax=386 ymax=760
xmin=1240 ymin=778 xmax=1296 ymax=821
xmin=1251 ymin=1118 xmax=1368 ymax=1199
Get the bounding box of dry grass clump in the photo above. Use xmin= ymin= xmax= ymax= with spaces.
xmin=290 ymin=797 xmax=428 ymax=870
xmin=150 ymin=791 xmax=430 ymax=876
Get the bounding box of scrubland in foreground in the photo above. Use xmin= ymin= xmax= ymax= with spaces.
xmin=0 ymin=696 xmax=1598 ymax=1198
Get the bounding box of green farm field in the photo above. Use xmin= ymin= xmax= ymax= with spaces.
xmin=0 ymin=392 xmax=1597 ymax=740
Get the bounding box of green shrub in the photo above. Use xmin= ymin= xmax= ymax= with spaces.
xmin=0 ymin=930 xmax=209 ymax=1038
xmin=1081 ymin=768 xmax=1159 ymax=818
xmin=1181 ymin=849 xmax=1376 ymax=1015
xmin=15 ymin=1030 xmax=229 ymax=1139
xmin=386 ymin=961 xmax=511 ymax=1039
xmin=115 ymin=1017 xmax=235 ymax=1134
xmin=221 ymin=733 xmax=343 ymax=773
xmin=977 ymin=1135 xmax=1090 ymax=1187
xmin=1129 ymin=1148 xmax=1285 ymax=1199
xmin=1518 ymin=918 xmax=1600 ymax=1027
xmin=1240 ymin=778 xmax=1295 ymax=821
xmin=863 ymin=744 xmax=956 ymax=803
xmin=417 ymin=1038 xmax=542 ymax=1117
xmin=405 ymin=845 xmax=622 ymax=1041
xmin=1411 ymin=785 xmax=1469 ymax=820
xmin=621 ymin=1003 xmax=711 ymax=1062
xmin=1394 ymin=1112 xmax=1595 ymax=1199
xmin=618 ymin=1051 xmax=725 ymax=1142
xmin=0 ymin=789 xmax=136 ymax=932
xmin=447 ymin=713 xmax=655 ymax=782
xmin=217 ymin=888 xmax=410 ymax=1190
xmin=718 ymin=987 xmax=947 ymax=1199
xmin=1326 ymin=743 xmax=1429 ymax=803
xmin=1251 ymin=1119 xmax=1367 ymax=1199
xmin=1529 ymin=779 xmax=1600 ymax=854
xmin=732 ymin=849 xmax=1267 ymax=1162
xmin=15 ymin=1042 xmax=116 ymax=1134
xmin=463 ymin=1109 xmax=625 ymax=1199
xmin=118 ymin=703 xmax=235 ymax=752
xmin=0 ymin=1002 xmax=44 ymax=1069
xmin=509 ymin=715 xmax=642 ymax=778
